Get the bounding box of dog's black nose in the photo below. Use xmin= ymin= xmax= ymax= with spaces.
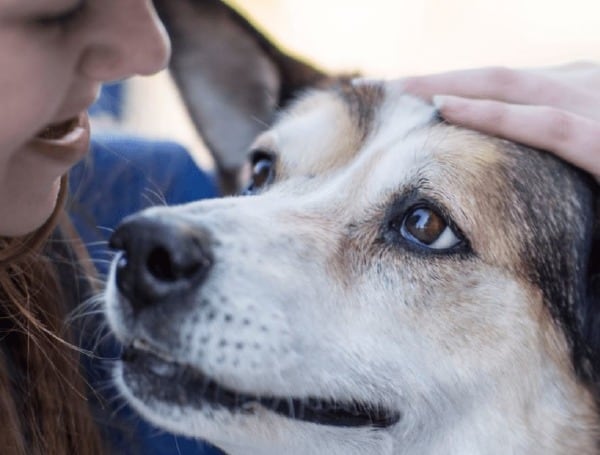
xmin=109 ymin=214 xmax=212 ymax=309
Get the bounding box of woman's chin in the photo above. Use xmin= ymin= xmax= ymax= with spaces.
xmin=0 ymin=179 xmax=61 ymax=238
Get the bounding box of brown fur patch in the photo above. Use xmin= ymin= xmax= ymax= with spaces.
xmin=255 ymin=83 xmax=384 ymax=182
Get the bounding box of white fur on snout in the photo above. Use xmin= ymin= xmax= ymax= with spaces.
xmin=104 ymin=261 xmax=132 ymax=345
xmin=173 ymin=197 xmax=336 ymax=395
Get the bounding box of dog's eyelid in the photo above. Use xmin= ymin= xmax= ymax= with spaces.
xmin=399 ymin=191 xmax=467 ymax=237
xmin=248 ymin=147 xmax=277 ymax=165
xmin=252 ymin=152 xmax=274 ymax=168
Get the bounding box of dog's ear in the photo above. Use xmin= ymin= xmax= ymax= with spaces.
xmin=154 ymin=0 xmax=328 ymax=193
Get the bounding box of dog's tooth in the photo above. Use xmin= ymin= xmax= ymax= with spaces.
xmin=267 ymin=397 xmax=282 ymax=413
xmin=146 ymin=356 xmax=178 ymax=379
xmin=240 ymin=399 xmax=252 ymax=411
xmin=287 ymin=398 xmax=296 ymax=419
xmin=133 ymin=338 xmax=149 ymax=351
xmin=297 ymin=401 xmax=306 ymax=421
xmin=240 ymin=399 xmax=260 ymax=414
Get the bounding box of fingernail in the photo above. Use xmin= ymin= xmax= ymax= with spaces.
xmin=432 ymin=94 xmax=463 ymax=110
xmin=432 ymin=94 xmax=449 ymax=109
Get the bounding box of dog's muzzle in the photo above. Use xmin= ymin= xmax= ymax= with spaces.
xmin=109 ymin=213 xmax=212 ymax=308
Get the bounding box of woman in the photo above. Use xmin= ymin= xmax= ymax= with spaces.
xmin=0 ymin=0 xmax=169 ymax=453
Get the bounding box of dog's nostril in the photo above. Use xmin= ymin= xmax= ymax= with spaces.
xmin=147 ymin=246 xmax=178 ymax=282
xmin=146 ymin=246 xmax=204 ymax=282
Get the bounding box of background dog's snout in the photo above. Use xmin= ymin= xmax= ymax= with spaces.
xmin=109 ymin=214 xmax=212 ymax=308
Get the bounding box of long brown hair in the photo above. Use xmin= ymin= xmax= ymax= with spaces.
xmin=0 ymin=176 xmax=105 ymax=454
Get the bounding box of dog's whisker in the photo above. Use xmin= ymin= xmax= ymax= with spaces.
xmin=95 ymin=225 xmax=115 ymax=234
xmin=140 ymin=186 xmax=168 ymax=207
xmin=84 ymin=240 xmax=110 ymax=247
xmin=250 ymin=115 xmax=270 ymax=129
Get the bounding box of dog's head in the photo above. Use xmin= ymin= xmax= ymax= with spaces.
xmin=105 ymin=1 xmax=600 ymax=453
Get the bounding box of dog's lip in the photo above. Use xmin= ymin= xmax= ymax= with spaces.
xmin=121 ymin=344 xmax=401 ymax=429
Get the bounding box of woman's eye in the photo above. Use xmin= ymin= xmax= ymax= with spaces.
xmin=243 ymin=155 xmax=275 ymax=195
xmin=399 ymin=206 xmax=462 ymax=250
xmin=35 ymin=0 xmax=86 ymax=27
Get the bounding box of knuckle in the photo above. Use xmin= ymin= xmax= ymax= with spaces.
xmin=485 ymin=66 xmax=520 ymax=89
xmin=544 ymin=107 xmax=574 ymax=144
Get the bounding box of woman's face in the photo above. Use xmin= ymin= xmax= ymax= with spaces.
xmin=0 ymin=0 xmax=170 ymax=236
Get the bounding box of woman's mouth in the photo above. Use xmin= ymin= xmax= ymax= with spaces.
xmin=35 ymin=114 xmax=85 ymax=143
xmin=30 ymin=112 xmax=91 ymax=162
xmin=37 ymin=117 xmax=80 ymax=140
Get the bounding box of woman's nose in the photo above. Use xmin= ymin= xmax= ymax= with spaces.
xmin=78 ymin=0 xmax=171 ymax=82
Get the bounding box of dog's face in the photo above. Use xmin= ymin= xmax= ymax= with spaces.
xmin=105 ymin=81 xmax=599 ymax=454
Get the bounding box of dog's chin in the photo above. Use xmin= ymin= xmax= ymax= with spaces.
xmin=117 ymin=346 xmax=401 ymax=434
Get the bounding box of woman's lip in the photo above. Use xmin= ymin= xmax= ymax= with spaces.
xmin=29 ymin=111 xmax=91 ymax=162
xmin=34 ymin=112 xmax=89 ymax=145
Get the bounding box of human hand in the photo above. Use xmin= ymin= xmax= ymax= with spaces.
xmin=399 ymin=62 xmax=600 ymax=181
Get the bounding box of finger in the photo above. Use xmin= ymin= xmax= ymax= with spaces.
xmin=530 ymin=60 xmax=599 ymax=78
xmin=530 ymin=62 xmax=600 ymax=94
xmin=399 ymin=67 xmax=543 ymax=101
xmin=433 ymin=95 xmax=600 ymax=179
xmin=398 ymin=67 xmax=590 ymax=114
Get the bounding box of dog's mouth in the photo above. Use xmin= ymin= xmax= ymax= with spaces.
xmin=121 ymin=343 xmax=400 ymax=429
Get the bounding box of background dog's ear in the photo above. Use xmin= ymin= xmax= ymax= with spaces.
xmin=154 ymin=0 xmax=328 ymax=193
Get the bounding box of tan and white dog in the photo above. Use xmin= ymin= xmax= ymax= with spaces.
xmin=104 ymin=1 xmax=600 ymax=454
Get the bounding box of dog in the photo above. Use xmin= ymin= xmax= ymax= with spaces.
xmin=103 ymin=1 xmax=600 ymax=453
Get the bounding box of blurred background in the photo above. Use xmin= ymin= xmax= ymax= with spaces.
xmin=93 ymin=0 xmax=600 ymax=169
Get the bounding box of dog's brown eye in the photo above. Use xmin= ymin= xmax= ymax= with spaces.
xmin=401 ymin=206 xmax=461 ymax=250
xmin=243 ymin=152 xmax=275 ymax=195
xmin=251 ymin=158 xmax=273 ymax=188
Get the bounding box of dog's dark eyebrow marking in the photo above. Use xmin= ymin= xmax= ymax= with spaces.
xmin=334 ymin=81 xmax=385 ymax=141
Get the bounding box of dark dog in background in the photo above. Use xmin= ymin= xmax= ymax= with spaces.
xmin=103 ymin=1 xmax=600 ymax=453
